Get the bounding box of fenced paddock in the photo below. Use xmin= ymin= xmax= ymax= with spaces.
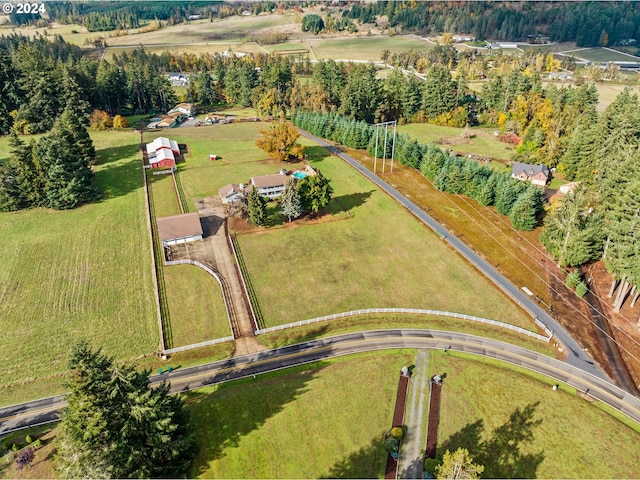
xmin=255 ymin=308 xmax=553 ymax=342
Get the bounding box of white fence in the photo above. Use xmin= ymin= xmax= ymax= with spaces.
xmin=163 ymin=335 xmax=234 ymax=355
xmin=255 ymin=308 xmax=553 ymax=343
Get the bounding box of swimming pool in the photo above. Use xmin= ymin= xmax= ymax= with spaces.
xmin=292 ymin=171 xmax=309 ymax=180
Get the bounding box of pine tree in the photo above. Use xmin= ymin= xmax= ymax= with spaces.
xmin=247 ymin=187 xmax=267 ymax=226
xmin=280 ymin=178 xmax=302 ymax=222
xmin=42 ymin=116 xmax=97 ymax=209
xmin=540 ymin=188 xmax=605 ymax=267
xmin=509 ymin=185 xmax=543 ymax=231
xmin=56 ymin=341 xmax=197 ymax=479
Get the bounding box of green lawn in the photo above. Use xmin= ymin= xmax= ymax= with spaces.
xmin=399 ymin=124 xmax=515 ymax=160
xmin=433 ymin=352 xmax=640 ymax=478
xmin=236 ymin=139 xmax=532 ymax=329
xmin=163 ymin=265 xmax=231 ymax=347
xmin=148 ymin=172 xmax=182 ymax=217
xmin=0 ymin=130 xmax=158 ymax=406
xmin=185 ymin=349 xmax=640 ymax=478
xmin=308 ymin=35 xmax=433 ymax=61
xmin=186 ymin=351 xmax=411 ymax=478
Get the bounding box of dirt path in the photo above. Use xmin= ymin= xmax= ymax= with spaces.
xmin=168 ymin=196 xmax=265 ymax=355
xmin=398 ymin=351 xmax=429 ymax=479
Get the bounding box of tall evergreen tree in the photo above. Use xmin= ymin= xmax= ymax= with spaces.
xmin=42 ymin=115 xmax=97 ymax=209
xmin=509 ymin=185 xmax=543 ymax=231
xmin=421 ymin=65 xmax=458 ymax=119
xmin=247 ymin=187 xmax=267 ymax=226
xmin=280 ymin=178 xmax=302 ymax=222
xmin=540 ymin=188 xmax=604 ymax=267
xmin=56 ymin=341 xmax=198 ymax=479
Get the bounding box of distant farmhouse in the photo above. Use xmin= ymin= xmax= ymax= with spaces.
xmin=146 ymin=137 xmax=180 ymax=169
xmin=156 ymin=212 xmax=203 ymax=247
xmin=147 ymin=103 xmax=193 ymax=129
xmin=511 ymin=162 xmax=550 ymax=186
xmin=168 ymin=103 xmax=195 ymax=117
xmin=219 ymin=165 xmax=316 ymax=204
xmin=167 ymin=73 xmax=189 ymax=87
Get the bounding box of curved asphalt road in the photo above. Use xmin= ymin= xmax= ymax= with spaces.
xmin=1 ymin=330 xmax=639 ymax=437
xmin=299 ymin=130 xmax=605 ymax=380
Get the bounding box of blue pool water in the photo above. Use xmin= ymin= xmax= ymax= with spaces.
xmin=293 ymin=171 xmax=309 ymax=180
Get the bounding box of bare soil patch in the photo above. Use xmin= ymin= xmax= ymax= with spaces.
xmin=586 ymin=262 xmax=640 ymax=391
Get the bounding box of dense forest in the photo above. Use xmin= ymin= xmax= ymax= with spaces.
xmin=344 ymin=1 xmax=640 ymax=47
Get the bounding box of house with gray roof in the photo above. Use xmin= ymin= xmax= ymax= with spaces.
xmin=511 ymin=162 xmax=550 ymax=186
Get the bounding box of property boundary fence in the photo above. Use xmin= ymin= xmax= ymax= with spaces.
xmin=142 ymin=152 xmax=168 ymax=353
xmin=163 ymin=335 xmax=235 ymax=355
xmin=255 ymin=308 xmax=553 ymax=342
xmin=228 ymin=231 xmax=263 ymax=331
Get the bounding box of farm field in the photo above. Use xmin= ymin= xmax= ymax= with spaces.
xmin=185 ymin=349 xmax=640 ymax=479
xmin=0 ymin=130 xmax=158 ymax=406
xmin=561 ymin=46 xmax=640 ymax=63
xmin=144 ymin=123 xmax=532 ymax=330
xmin=398 ymin=124 xmax=515 ymax=160
xmin=104 ymin=15 xmax=295 ymax=47
xmin=308 ymin=35 xmax=434 ymax=61
xmin=101 ymin=42 xmax=265 ymax=62
xmin=433 ymin=352 xmax=640 ymax=478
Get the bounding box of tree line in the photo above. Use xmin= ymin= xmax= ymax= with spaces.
xmin=293 ymin=111 xmax=544 ymax=231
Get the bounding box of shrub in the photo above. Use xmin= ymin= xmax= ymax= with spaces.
xmin=15 ymin=447 xmax=35 ymax=470
xmin=12 ymin=443 xmax=20 ymax=452
xmin=113 ymin=115 xmax=128 ymax=129
xmin=390 ymin=427 xmax=404 ymax=440
xmin=566 ymin=270 xmax=581 ymax=289
xmin=32 ymin=439 xmax=43 ymax=449
xmin=25 ymin=435 xmax=32 ymax=444
xmin=575 ymin=281 xmax=588 ymax=298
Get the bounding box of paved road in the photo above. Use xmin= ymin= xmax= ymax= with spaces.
xmin=299 ymin=130 xmax=605 ymax=380
xmin=2 ymin=330 xmax=639 ymax=436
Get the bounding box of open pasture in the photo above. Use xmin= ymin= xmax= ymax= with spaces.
xmin=187 ymin=351 xmax=409 ymax=478
xmin=308 ymin=35 xmax=434 ymax=61
xmin=186 ymin=349 xmax=640 ymax=478
xmin=561 ymin=47 xmax=640 ymax=63
xmin=434 ymin=352 xmax=640 ymax=478
xmin=0 ymin=130 xmax=158 ymax=405
xmin=104 ymin=14 xmax=295 ymax=47
xmin=102 ymin=42 xmax=265 ymax=62
xmin=399 ymin=123 xmax=514 ymax=160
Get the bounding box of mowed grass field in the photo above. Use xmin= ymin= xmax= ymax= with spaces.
xmin=399 ymin=124 xmax=514 ymax=160
xmin=562 ymin=47 xmax=640 ymax=63
xmin=433 ymin=352 xmax=640 ymax=478
xmin=146 ymin=123 xmax=532 ymax=330
xmin=163 ymin=265 xmax=231 ymax=346
xmin=186 ymin=351 xmax=411 ymax=478
xmin=185 ymin=349 xmax=640 ymax=478
xmin=0 ymin=131 xmax=158 ymax=405
xmin=308 ymin=35 xmax=434 ymax=61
